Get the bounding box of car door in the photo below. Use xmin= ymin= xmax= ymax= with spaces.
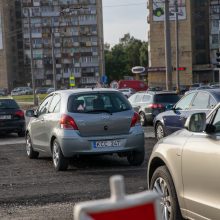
xmin=182 ymin=108 xmax=220 ymax=219
xmin=163 ymin=92 xmax=196 ymax=133
xmin=31 ymin=95 xmax=53 ymax=151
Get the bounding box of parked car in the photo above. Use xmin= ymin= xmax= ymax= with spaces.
xmin=148 ymin=109 xmax=220 ymax=219
xmin=118 ymin=88 xmax=136 ymax=98
xmin=25 ymin=89 xmax=145 ymax=171
xmin=35 ymin=87 xmax=49 ymax=94
xmin=185 ymin=85 xmax=212 ymax=95
xmin=118 ymin=80 xmax=148 ymax=92
xmin=147 ymin=86 xmax=163 ymax=92
xmin=154 ymin=89 xmax=220 ymax=140
xmin=46 ymin=87 xmax=55 ymax=94
xmin=211 ymin=83 xmax=220 ymax=89
xmin=11 ymin=87 xmax=33 ymax=96
xmin=128 ymin=91 xmax=180 ymax=126
xmin=0 ymin=88 xmax=7 ymax=96
xmin=0 ymin=98 xmax=25 ymax=136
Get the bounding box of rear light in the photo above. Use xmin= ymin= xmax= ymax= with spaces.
xmin=148 ymin=103 xmax=164 ymax=109
xmin=60 ymin=114 xmax=79 ymax=130
xmin=130 ymin=112 xmax=140 ymax=127
xmin=15 ymin=110 xmax=24 ymax=118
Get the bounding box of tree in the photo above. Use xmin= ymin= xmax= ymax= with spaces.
xmin=104 ymin=33 xmax=148 ymax=82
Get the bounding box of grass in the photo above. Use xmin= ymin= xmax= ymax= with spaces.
xmin=6 ymin=94 xmax=47 ymax=103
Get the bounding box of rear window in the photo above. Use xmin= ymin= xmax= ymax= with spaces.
xmin=154 ymin=94 xmax=180 ymax=103
xmin=68 ymin=92 xmax=132 ymax=114
xmin=0 ymin=99 xmax=19 ymax=109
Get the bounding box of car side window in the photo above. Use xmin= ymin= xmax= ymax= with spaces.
xmin=142 ymin=95 xmax=151 ymax=103
xmin=128 ymin=94 xmax=136 ymax=104
xmin=48 ymin=94 xmax=61 ymax=113
xmin=175 ymin=93 xmax=195 ymax=110
xmin=191 ymin=92 xmax=209 ymax=109
xmin=134 ymin=94 xmax=142 ymax=103
xmin=37 ymin=96 xmax=53 ymax=116
xmin=212 ymin=109 xmax=220 ymax=132
xmin=209 ymin=96 xmax=216 ymax=109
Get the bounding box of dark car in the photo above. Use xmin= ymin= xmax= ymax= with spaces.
xmin=0 ymin=99 xmax=25 ymax=137
xmin=154 ymin=89 xmax=220 ymax=140
xmin=35 ymin=87 xmax=49 ymax=94
xmin=128 ymin=91 xmax=180 ymax=126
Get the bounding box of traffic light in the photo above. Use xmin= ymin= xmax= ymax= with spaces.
xmin=216 ymin=52 xmax=220 ymax=68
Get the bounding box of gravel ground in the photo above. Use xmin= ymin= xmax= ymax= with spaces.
xmin=0 ymin=137 xmax=157 ymax=220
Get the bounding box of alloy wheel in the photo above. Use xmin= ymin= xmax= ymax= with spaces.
xmin=53 ymin=142 xmax=60 ymax=168
xmin=156 ymin=124 xmax=164 ymax=139
xmin=26 ymin=135 xmax=31 ymax=156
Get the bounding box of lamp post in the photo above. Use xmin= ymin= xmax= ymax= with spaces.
xmin=27 ymin=8 xmax=37 ymax=105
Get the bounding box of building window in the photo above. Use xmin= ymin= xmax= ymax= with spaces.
xmin=212 ymin=34 xmax=219 ymax=44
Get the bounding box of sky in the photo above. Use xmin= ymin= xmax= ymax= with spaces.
xmin=102 ymin=0 xmax=148 ymax=46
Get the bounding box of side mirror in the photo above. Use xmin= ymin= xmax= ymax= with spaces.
xmin=25 ymin=109 xmax=36 ymax=117
xmin=184 ymin=112 xmax=206 ymax=133
xmin=166 ymin=104 xmax=174 ymax=111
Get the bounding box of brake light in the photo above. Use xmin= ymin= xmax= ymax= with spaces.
xmin=130 ymin=112 xmax=140 ymax=127
xmin=60 ymin=114 xmax=78 ymax=130
xmin=15 ymin=110 xmax=24 ymax=118
xmin=148 ymin=104 xmax=163 ymax=109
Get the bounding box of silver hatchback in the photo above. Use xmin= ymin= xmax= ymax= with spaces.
xmin=25 ymin=89 xmax=145 ymax=171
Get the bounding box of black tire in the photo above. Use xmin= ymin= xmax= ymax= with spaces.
xmin=18 ymin=129 xmax=25 ymax=137
xmin=52 ymin=139 xmax=69 ymax=171
xmin=155 ymin=122 xmax=166 ymax=140
xmin=139 ymin=112 xmax=147 ymax=126
xmin=127 ymin=148 xmax=145 ymax=166
xmin=150 ymin=166 xmax=183 ymax=220
xmin=26 ymin=134 xmax=39 ymax=159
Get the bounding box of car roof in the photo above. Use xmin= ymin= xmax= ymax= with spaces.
xmin=144 ymin=91 xmax=178 ymax=95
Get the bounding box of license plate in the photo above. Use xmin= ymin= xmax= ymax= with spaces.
xmin=0 ymin=115 xmax=11 ymax=120
xmin=93 ymin=140 xmax=121 ymax=148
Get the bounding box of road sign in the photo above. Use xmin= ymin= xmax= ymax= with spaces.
xmin=70 ymin=75 xmax=75 ymax=87
xmin=74 ymin=175 xmax=161 ymax=220
xmin=101 ymin=75 xmax=108 ymax=84
xmin=132 ymin=66 xmax=146 ymax=74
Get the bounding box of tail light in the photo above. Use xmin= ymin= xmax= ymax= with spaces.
xmin=130 ymin=112 xmax=140 ymax=127
xmin=60 ymin=114 xmax=79 ymax=130
xmin=15 ymin=110 xmax=24 ymax=118
xmin=148 ymin=103 xmax=164 ymax=109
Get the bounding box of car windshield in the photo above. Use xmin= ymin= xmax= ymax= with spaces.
xmin=68 ymin=92 xmax=132 ymax=114
xmin=154 ymin=94 xmax=180 ymax=103
xmin=0 ymin=99 xmax=19 ymax=109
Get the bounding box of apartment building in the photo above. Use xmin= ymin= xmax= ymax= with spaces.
xmin=21 ymin=0 xmax=104 ymax=88
xmin=147 ymin=0 xmax=212 ymax=88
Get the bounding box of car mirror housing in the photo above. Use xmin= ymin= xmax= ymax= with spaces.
xmin=184 ymin=113 xmax=206 ymax=133
xmin=166 ymin=104 xmax=174 ymax=111
xmin=25 ymin=109 xmax=36 ymax=118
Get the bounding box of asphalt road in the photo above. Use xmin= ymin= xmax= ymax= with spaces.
xmin=0 ymin=127 xmax=156 ymax=220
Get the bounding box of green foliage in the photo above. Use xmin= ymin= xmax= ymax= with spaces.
xmin=105 ymin=34 xmax=148 ymax=82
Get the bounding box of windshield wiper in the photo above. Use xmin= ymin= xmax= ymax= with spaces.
xmin=85 ymin=109 xmax=112 ymax=115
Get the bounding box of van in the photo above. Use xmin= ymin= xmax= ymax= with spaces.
xmin=118 ymin=80 xmax=148 ymax=92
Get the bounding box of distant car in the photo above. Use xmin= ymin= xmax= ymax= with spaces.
xmin=128 ymin=91 xmax=180 ymax=126
xmin=189 ymin=83 xmax=205 ymax=91
xmin=11 ymin=87 xmax=33 ymax=96
xmin=118 ymin=80 xmax=148 ymax=92
xmin=211 ymin=84 xmax=220 ymax=89
xmin=147 ymin=87 xmax=162 ymax=92
xmin=0 ymin=88 xmax=7 ymax=96
xmin=25 ymin=89 xmax=145 ymax=171
xmin=35 ymin=87 xmax=49 ymax=94
xmin=154 ymin=89 xmax=220 ymax=140
xmin=185 ymin=85 xmax=212 ymax=95
xmin=118 ymin=88 xmax=136 ymax=98
xmin=46 ymin=87 xmax=55 ymax=94
xmin=148 ymin=109 xmax=220 ymax=219
xmin=0 ymin=98 xmax=25 ymax=137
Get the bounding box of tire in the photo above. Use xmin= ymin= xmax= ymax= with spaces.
xmin=155 ymin=122 xmax=166 ymax=140
xmin=140 ymin=112 xmax=147 ymax=126
xmin=127 ymin=148 xmax=145 ymax=166
xmin=18 ymin=129 xmax=25 ymax=137
xmin=26 ymin=134 xmax=39 ymax=159
xmin=150 ymin=166 xmax=183 ymax=220
xmin=52 ymin=139 xmax=69 ymax=171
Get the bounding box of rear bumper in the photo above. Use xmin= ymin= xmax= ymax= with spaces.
xmin=0 ymin=120 xmax=25 ymax=132
xmin=56 ymin=126 xmax=145 ymax=157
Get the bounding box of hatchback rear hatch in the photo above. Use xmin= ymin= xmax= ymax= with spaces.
xmin=67 ymin=91 xmax=134 ymax=137
xmin=153 ymin=93 xmax=180 ymax=108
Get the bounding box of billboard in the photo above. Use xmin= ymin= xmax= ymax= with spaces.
xmin=153 ymin=0 xmax=186 ymax=21
xmin=0 ymin=14 xmax=3 ymax=49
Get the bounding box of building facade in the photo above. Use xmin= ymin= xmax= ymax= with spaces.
xmin=147 ymin=0 xmax=213 ymax=88
xmin=21 ymin=0 xmax=104 ymax=88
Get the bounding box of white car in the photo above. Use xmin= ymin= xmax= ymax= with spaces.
xmin=118 ymin=88 xmax=135 ymax=98
xmin=11 ymin=87 xmax=33 ymax=96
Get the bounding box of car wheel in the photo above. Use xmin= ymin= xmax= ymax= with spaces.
xmin=150 ymin=166 xmax=183 ymax=220
xmin=26 ymin=134 xmax=39 ymax=159
xmin=140 ymin=112 xmax=147 ymax=126
xmin=18 ymin=129 xmax=25 ymax=137
xmin=52 ymin=139 xmax=69 ymax=171
xmin=156 ymin=122 xmax=166 ymax=140
xmin=127 ymin=148 xmax=145 ymax=166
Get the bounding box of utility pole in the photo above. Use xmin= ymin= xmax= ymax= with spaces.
xmin=175 ymin=0 xmax=180 ymax=93
xmin=27 ymin=8 xmax=37 ymax=105
xmin=51 ymin=18 xmax=57 ymax=91
xmin=164 ymin=0 xmax=172 ymax=90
